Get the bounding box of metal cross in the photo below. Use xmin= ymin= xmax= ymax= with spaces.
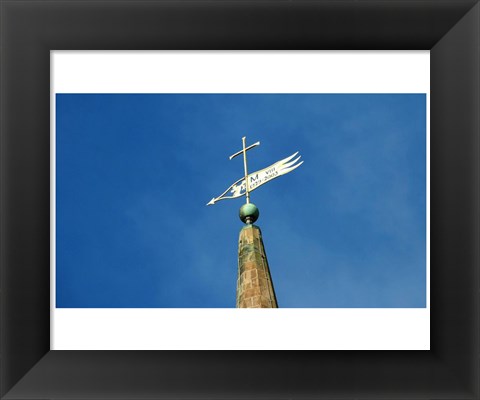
xmin=229 ymin=137 xmax=260 ymax=204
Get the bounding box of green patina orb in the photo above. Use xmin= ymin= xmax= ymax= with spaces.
xmin=239 ymin=203 xmax=259 ymax=224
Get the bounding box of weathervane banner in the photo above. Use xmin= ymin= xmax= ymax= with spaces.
xmin=207 ymin=152 xmax=303 ymax=205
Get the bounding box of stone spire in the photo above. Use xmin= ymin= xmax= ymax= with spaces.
xmin=236 ymin=203 xmax=278 ymax=308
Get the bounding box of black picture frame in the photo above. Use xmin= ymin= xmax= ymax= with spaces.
xmin=1 ymin=1 xmax=479 ymax=399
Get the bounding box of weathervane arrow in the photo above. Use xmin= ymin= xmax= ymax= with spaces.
xmin=207 ymin=137 xmax=303 ymax=206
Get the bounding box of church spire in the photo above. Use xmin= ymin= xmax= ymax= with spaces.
xmin=207 ymin=136 xmax=302 ymax=308
xmin=236 ymin=203 xmax=278 ymax=308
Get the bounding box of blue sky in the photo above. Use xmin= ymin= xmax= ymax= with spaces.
xmin=56 ymin=93 xmax=426 ymax=308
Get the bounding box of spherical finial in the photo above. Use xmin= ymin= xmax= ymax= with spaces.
xmin=239 ymin=203 xmax=259 ymax=224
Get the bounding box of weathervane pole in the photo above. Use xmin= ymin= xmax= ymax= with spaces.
xmin=241 ymin=137 xmax=251 ymax=204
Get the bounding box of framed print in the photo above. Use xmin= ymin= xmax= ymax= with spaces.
xmin=1 ymin=1 xmax=479 ymax=399
xmin=51 ymin=51 xmax=430 ymax=352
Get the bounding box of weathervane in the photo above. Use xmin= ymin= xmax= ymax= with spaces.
xmin=207 ymin=136 xmax=303 ymax=223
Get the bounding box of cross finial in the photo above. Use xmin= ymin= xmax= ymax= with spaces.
xmin=229 ymin=137 xmax=260 ymax=204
